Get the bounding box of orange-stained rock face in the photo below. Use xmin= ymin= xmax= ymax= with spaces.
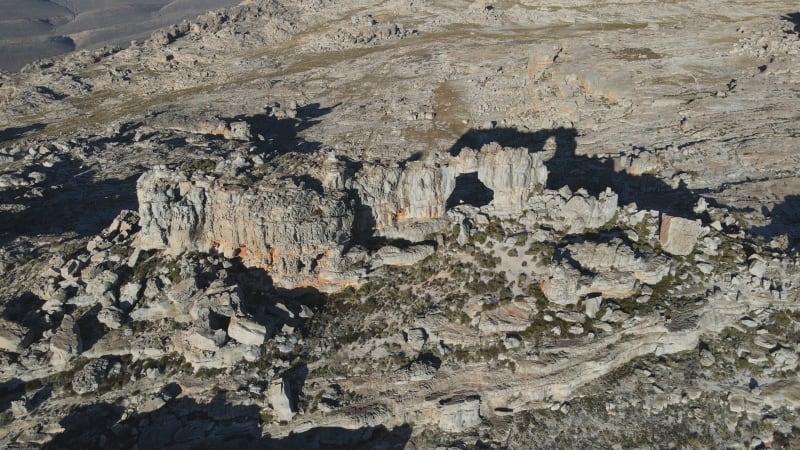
xmin=137 ymin=168 xmax=358 ymax=292
xmin=138 ymin=143 xmax=549 ymax=291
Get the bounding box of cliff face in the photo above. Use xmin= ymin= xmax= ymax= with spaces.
xmin=352 ymin=160 xmax=458 ymax=230
xmin=137 ymin=144 xmax=549 ymax=290
xmin=138 ymin=169 xmax=356 ymax=290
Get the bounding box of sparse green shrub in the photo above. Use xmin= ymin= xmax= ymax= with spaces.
xmin=181 ymin=158 xmax=217 ymax=173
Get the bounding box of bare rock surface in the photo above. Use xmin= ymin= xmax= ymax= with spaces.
xmin=0 ymin=1 xmax=800 ymax=449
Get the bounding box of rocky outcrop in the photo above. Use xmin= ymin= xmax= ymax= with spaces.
xmin=567 ymin=239 xmax=669 ymax=285
xmin=355 ymin=144 xmax=547 ymax=231
xmin=458 ymin=144 xmax=548 ymax=212
xmin=137 ymin=144 xmax=549 ymax=290
xmin=137 ymin=168 xmax=356 ymax=291
xmin=150 ymin=112 xmax=252 ymax=141
xmin=3 ymin=0 xmax=800 ymax=447
xmin=352 ymin=159 xmax=458 ymax=231
xmin=525 ymin=187 xmax=618 ymax=234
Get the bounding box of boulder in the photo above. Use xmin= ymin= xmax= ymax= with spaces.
xmin=541 ymin=264 xmax=587 ymax=305
xmin=479 ymin=303 xmax=531 ymax=333
xmin=10 ymin=399 xmax=28 ymax=418
xmin=772 ymin=348 xmax=799 ymax=372
xmin=525 ymin=188 xmax=618 ymax=234
xmin=118 ymin=282 xmax=142 ymax=310
xmin=167 ymin=277 xmax=200 ymax=303
xmin=0 ymin=319 xmax=28 ymax=352
xmin=97 ymin=306 xmax=124 ymax=330
xmin=405 ymin=328 xmax=427 ymax=351
xmin=227 ymin=314 xmax=267 ymax=346
xmin=588 ymin=272 xmax=638 ymax=299
xmin=85 ymin=270 xmax=120 ymax=298
xmin=373 ymin=244 xmax=435 ymax=267
xmin=269 ymin=379 xmax=295 ymax=422
xmin=50 ymin=315 xmax=82 ymax=366
xmin=659 ymin=215 xmax=702 ymax=256
xmin=185 ymin=329 xmax=225 ymax=352
xmin=761 ymin=380 xmax=800 ymax=410
xmin=584 ymin=296 xmax=602 ymax=319
xmin=567 ymin=239 xmax=669 ymax=285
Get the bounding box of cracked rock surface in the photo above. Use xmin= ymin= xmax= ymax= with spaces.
xmin=1 ymin=0 xmax=800 ymax=448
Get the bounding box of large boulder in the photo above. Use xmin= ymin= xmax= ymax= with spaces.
xmin=0 ymin=319 xmax=28 ymax=352
xmin=479 ymin=303 xmax=532 ymax=333
xmin=97 ymin=306 xmax=124 ymax=330
xmin=659 ymin=214 xmax=702 ymax=256
xmin=50 ymin=315 xmax=82 ymax=366
xmin=459 ymin=143 xmax=548 ymax=212
xmin=541 ymin=264 xmax=588 ymax=305
xmin=372 ymin=244 xmax=435 ymax=267
xmin=567 ymin=239 xmax=669 ymax=285
xmin=227 ymin=314 xmax=267 ymax=346
xmin=525 ymin=187 xmax=618 ymax=234
xmin=268 ymin=378 xmax=295 ymax=422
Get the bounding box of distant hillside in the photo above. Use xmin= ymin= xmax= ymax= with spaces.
xmin=0 ymin=0 xmax=240 ymax=71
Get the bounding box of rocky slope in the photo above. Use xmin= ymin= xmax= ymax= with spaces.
xmin=1 ymin=0 xmax=800 ymax=448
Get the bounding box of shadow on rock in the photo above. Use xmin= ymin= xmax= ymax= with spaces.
xmin=43 ymin=392 xmax=412 ymax=450
xmin=1 ymin=292 xmax=45 ymax=341
xmin=0 ymin=378 xmax=25 ymax=413
xmin=783 ymin=12 xmax=800 ymax=34
xmin=750 ymin=194 xmax=800 ymax=250
xmin=0 ymin=123 xmax=46 ymax=143
xmin=448 ymin=126 xmax=700 ymax=217
xmin=229 ymin=102 xmax=336 ymax=155
xmin=0 ymin=156 xmax=139 ymax=245
xmin=45 ymin=403 xmax=125 ymax=450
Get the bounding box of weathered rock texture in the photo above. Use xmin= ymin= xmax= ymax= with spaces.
xmin=138 ymin=169 xmax=355 ymax=290
xmin=138 ymin=143 xmax=549 ymax=290
xmin=1 ymin=0 xmax=800 ymax=448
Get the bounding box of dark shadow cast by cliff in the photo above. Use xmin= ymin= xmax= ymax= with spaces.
xmin=43 ymin=392 xmax=412 ymax=450
xmin=76 ymin=304 xmax=104 ymax=353
xmin=44 ymin=402 xmax=125 ymax=449
xmin=1 ymin=292 xmax=45 ymax=343
xmin=0 ymin=378 xmax=25 ymax=413
xmin=224 ymin=257 xmax=328 ymax=333
xmin=749 ymin=194 xmax=800 ymax=251
xmin=448 ymin=126 xmax=700 ymax=218
xmin=0 ymin=123 xmax=46 ymax=143
xmin=447 ymin=172 xmax=494 ymax=209
xmin=783 ymin=12 xmax=800 ymax=34
xmin=0 ymin=156 xmax=139 ymax=246
xmin=228 ymin=103 xmax=336 ymax=155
